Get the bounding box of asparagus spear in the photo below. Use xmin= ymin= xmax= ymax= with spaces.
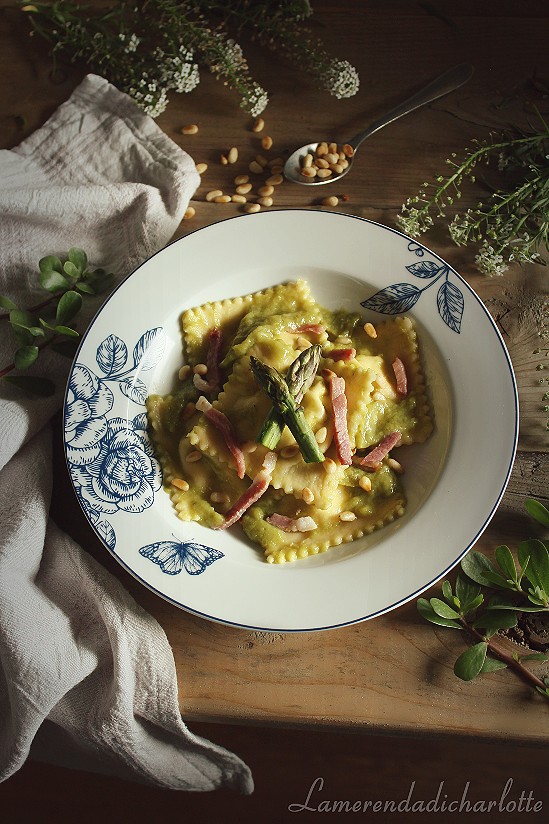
xmin=250 ymin=356 xmax=325 ymax=463
xmin=257 ymin=344 xmax=322 ymax=450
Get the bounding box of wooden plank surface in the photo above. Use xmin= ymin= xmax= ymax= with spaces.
xmin=1 ymin=0 xmax=548 ymax=754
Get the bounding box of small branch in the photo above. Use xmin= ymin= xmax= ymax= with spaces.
xmin=0 ymin=335 xmax=58 ymax=379
xmin=0 ymin=295 xmax=56 ymax=321
xmin=461 ymin=619 xmax=546 ymax=691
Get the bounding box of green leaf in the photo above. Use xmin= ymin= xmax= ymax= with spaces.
xmin=479 ymin=569 xmax=515 ymax=590
xmin=417 ymin=598 xmax=463 ymax=629
xmin=0 ymin=294 xmax=17 ymax=311
xmin=68 ymin=247 xmax=88 ymax=273
xmin=50 ymin=338 xmax=79 ymax=358
xmin=9 ymin=308 xmax=38 ymax=331
xmin=527 ymin=586 xmax=548 ymax=607
xmin=55 ymin=290 xmax=82 ymax=325
xmin=454 ymin=642 xmax=487 ymax=681
xmin=518 ymin=539 xmax=549 ymax=596
xmin=480 ymin=656 xmax=508 ymax=673
xmin=461 ymin=551 xmax=501 ymax=587
xmin=488 ymin=604 xmax=549 ymax=613
xmin=39 ymin=268 xmax=69 ymax=293
xmin=525 ymin=498 xmax=549 ymax=528
xmin=39 ymin=255 xmax=63 ymax=276
xmin=429 ymin=597 xmax=460 ymax=619
xmin=520 ymin=653 xmax=549 ymax=662
xmin=536 ymin=686 xmax=549 ymax=699
xmin=463 ymin=594 xmax=484 ymax=613
xmin=455 ymin=573 xmax=482 ymax=612
xmin=2 ymin=375 xmax=55 ymax=396
xmin=472 ymin=610 xmax=518 ymax=634
xmin=14 ymin=345 xmax=39 ymax=370
xmin=63 ymin=260 xmax=81 ymax=280
xmin=441 ymin=580 xmax=454 ymax=605
xmin=52 ymin=325 xmax=79 ymax=338
xmin=76 ymin=281 xmax=96 ymax=295
xmin=495 ymin=545 xmax=517 ymax=581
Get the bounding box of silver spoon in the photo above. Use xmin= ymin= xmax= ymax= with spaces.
xmin=283 ymin=63 xmax=474 ymax=186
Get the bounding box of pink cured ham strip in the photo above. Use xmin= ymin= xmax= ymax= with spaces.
xmin=291 ymin=323 xmax=325 ymax=335
xmin=195 ymin=395 xmax=246 ymax=479
xmin=217 ymin=452 xmax=277 ymax=530
xmin=359 ymin=431 xmax=401 ymax=467
xmin=328 ymin=348 xmax=356 ymax=362
xmin=193 ymin=328 xmax=222 ymax=393
xmin=266 ymin=514 xmax=318 ymax=532
xmin=325 ymin=371 xmax=352 ymax=466
xmin=392 ymin=356 xmax=408 ymax=396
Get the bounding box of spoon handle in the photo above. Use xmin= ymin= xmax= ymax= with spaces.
xmin=348 ymin=63 xmax=474 ymax=151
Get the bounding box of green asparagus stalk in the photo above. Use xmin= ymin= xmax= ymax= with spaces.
xmin=257 ymin=344 xmax=322 ymax=449
xmin=250 ymin=356 xmax=325 ymax=463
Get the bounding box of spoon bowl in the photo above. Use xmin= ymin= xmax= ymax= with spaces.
xmin=283 ymin=63 xmax=474 ymax=186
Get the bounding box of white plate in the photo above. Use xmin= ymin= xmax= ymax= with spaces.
xmin=63 ymin=210 xmax=518 ymax=632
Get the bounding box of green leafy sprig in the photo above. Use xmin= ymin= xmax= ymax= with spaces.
xmin=418 ymin=498 xmax=549 ymax=697
xmin=398 ymin=111 xmax=549 ymax=276
xmin=0 ymin=248 xmax=113 ymax=396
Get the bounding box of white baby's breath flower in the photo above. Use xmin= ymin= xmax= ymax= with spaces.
xmin=323 ymin=59 xmax=359 ymax=99
xmin=475 ymin=241 xmax=509 ymax=277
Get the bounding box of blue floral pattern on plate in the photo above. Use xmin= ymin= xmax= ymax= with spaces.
xmin=361 ymin=241 xmax=465 ymax=333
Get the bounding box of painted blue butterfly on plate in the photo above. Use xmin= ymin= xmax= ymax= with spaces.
xmin=139 ymin=539 xmax=224 ymax=575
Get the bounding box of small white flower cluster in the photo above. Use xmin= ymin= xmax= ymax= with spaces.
xmin=127 ymin=75 xmax=169 ymax=118
xmin=118 ymin=32 xmax=140 ymax=53
xmin=244 ymin=81 xmax=269 ymax=117
xmin=397 ymin=202 xmax=433 ymax=238
xmin=155 ymin=45 xmax=200 ymax=94
xmin=475 ymin=241 xmax=509 ymax=277
xmin=323 ymin=59 xmax=360 ymax=99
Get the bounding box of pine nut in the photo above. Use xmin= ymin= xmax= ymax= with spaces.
xmin=261 ymin=135 xmax=273 ymax=150
xmin=235 ymin=174 xmax=249 ymax=185
xmin=227 ymin=146 xmax=239 ymax=164
xmin=325 ymin=152 xmax=339 ymax=164
xmin=214 ymin=195 xmax=231 ymax=203
xmin=300 ymin=167 xmax=317 ymax=178
xmin=268 ymin=157 xmax=285 ymax=168
xmin=387 ymin=458 xmax=404 ymax=474
xmin=364 ymin=322 xmax=377 ymax=338
xmin=171 ymin=478 xmax=189 ymax=491
xmin=315 ymin=157 xmax=330 ymax=169
xmin=329 ymin=142 xmax=338 ymax=153
xmin=178 ymin=364 xmax=191 ymax=380
xmin=270 ymin=165 xmax=283 ymax=175
xmin=316 ymin=168 xmax=332 ymax=179
xmin=315 ymin=427 xmax=328 ymax=444
xmin=193 ymin=363 xmax=208 ymax=375
xmin=220 ymin=154 xmax=228 ymax=165
xmin=297 ymin=336 xmax=311 ymax=349
xmin=323 ymin=458 xmax=337 ymax=474
xmin=330 ymin=163 xmax=344 ymax=174
xmin=258 ymin=185 xmax=274 ymax=197
xmin=186 ymin=450 xmax=202 ymax=463
xmin=339 ymin=511 xmax=357 ymax=522
xmin=206 ymin=189 xmax=223 ymax=201
xmin=303 ymin=153 xmax=313 ymax=168
xmin=340 ymin=158 xmax=349 ymax=169
xmin=252 ymin=117 xmax=265 ymax=133
xmin=281 ymin=445 xmax=299 ymax=458
xmin=242 ymin=440 xmax=258 ymax=453
xmin=211 ymin=491 xmax=230 ymax=504
xmin=316 ymin=143 xmax=328 ymax=156
xmin=236 ymin=183 xmax=252 ymax=195
xmin=232 ymin=194 xmax=247 ymax=204
xmin=321 ymin=196 xmax=339 ymax=207
xmin=249 ymin=160 xmax=264 ymax=174
xmin=245 ymin=203 xmax=261 ymax=213
xmin=266 ymin=174 xmax=283 ymax=185
xmin=181 ymin=124 xmax=198 ymax=134
xmin=183 ymin=206 xmax=195 ymax=220
xmin=302 ymin=487 xmax=315 ymax=505
xmin=359 ymin=476 xmax=372 ymax=492
xmin=195 ymin=162 xmax=208 ymax=174
xmin=343 ymin=143 xmax=355 ymax=157
xmin=255 ymin=154 xmax=268 ymax=168
xmin=258 ymin=196 xmax=273 ymax=207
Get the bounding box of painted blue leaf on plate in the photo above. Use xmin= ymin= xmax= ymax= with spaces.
xmin=96 ymin=334 xmax=128 ymax=376
xmin=133 ymin=327 xmax=165 ymax=371
xmin=139 ymin=540 xmax=224 ymax=575
xmin=119 ymin=376 xmax=148 ymax=405
xmin=406 ymin=260 xmax=444 ymax=279
xmin=361 ymin=283 xmax=421 ymax=314
xmin=437 ymin=280 xmax=464 ymax=333
xmin=97 ymin=520 xmax=116 ymax=550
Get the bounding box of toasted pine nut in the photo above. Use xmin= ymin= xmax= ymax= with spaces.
xmin=359 ymin=476 xmax=372 ymax=492
xmin=236 ymin=183 xmax=252 ymax=195
xmin=255 ymin=154 xmax=268 ymax=168
xmin=343 ymin=143 xmax=355 ymax=157
xmin=321 ymin=196 xmax=339 ymax=207
xmin=193 ymin=363 xmax=208 ymax=375
xmin=214 ymin=195 xmax=231 ymax=203
xmin=329 ymin=142 xmax=338 ymax=153
xmin=249 ymin=160 xmax=264 ymax=174
xmin=232 ymin=194 xmax=247 ymax=204
xmin=302 ymin=487 xmax=315 ymax=505
xmin=323 ymin=458 xmax=337 ymax=474
xmin=303 ymin=153 xmax=313 ymax=168
xmin=211 ymin=491 xmax=230 ymax=504
xmin=171 ymin=478 xmax=189 ymax=491
xmin=183 ymin=206 xmax=195 ymax=220
xmin=364 ymin=322 xmax=377 ymax=338
xmin=235 ymin=174 xmax=249 ymax=185
xmin=330 ymin=163 xmax=344 ymax=174
xmin=245 ymin=203 xmax=261 ymax=213
xmin=227 ymin=146 xmax=239 ymax=164
xmin=220 ymin=154 xmax=228 ymax=165
xmin=258 ymin=196 xmax=273 ymax=207
xmin=300 ymin=167 xmax=317 ymax=178
xmin=258 ymin=185 xmax=274 ymax=197
xmin=270 ymin=165 xmax=283 ymax=175
xmin=281 ymin=445 xmax=299 ymax=458
xmin=315 ymin=427 xmax=328 ymax=444
xmin=261 ymin=135 xmax=273 ymax=150
xmin=195 ymin=162 xmax=208 ymax=174
xmin=339 ymin=158 xmax=349 ymax=169
xmin=186 ymin=450 xmax=202 ymax=463
xmin=339 ymin=511 xmax=357 ymax=522
xmin=181 ymin=124 xmax=198 ymax=134
xmin=387 ymin=458 xmax=404 ymax=474
xmin=325 ymin=152 xmax=339 ymax=164
xmin=242 ymin=440 xmax=258 ymax=453
xmin=252 ymin=116 xmax=265 ymax=133
xmin=316 ymin=143 xmax=328 ymax=156
xmin=182 ymin=402 xmax=196 ymax=420
xmin=206 ymin=189 xmax=223 ymax=202
xmin=178 ymin=364 xmax=191 ymax=381
xmin=316 ymin=168 xmax=332 ymax=179
xmin=266 ymin=173 xmax=283 ymax=185
xmin=315 ymin=157 xmax=330 ymax=169
xmin=297 ymin=336 xmax=311 ymax=349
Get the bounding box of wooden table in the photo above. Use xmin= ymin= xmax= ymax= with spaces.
xmin=1 ymin=0 xmax=548 ymax=819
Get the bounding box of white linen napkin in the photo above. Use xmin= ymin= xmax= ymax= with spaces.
xmin=0 ymin=74 xmax=253 ymax=793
